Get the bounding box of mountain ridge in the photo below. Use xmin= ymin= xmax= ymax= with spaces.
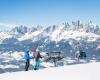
xmin=0 ymin=21 xmax=100 ymax=59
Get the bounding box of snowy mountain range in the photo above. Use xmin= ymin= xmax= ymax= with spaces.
xmin=0 ymin=20 xmax=100 ymax=59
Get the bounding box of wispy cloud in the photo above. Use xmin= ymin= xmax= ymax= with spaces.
xmin=0 ymin=23 xmax=16 ymax=27
xmin=0 ymin=23 xmax=17 ymax=31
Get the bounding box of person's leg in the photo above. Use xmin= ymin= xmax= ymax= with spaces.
xmin=36 ymin=60 xmax=40 ymax=70
xmin=34 ymin=59 xmax=40 ymax=70
xmin=34 ymin=60 xmax=38 ymax=70
xmin=25 ymin=59 xmax=30 ymax=71
xmin=27 ymin=59 xmax=30 ymax=71
xmin=34 ymin=59 xmax=37 ymax=70
xmin=25 ymin=61 xmax=28 ymax=71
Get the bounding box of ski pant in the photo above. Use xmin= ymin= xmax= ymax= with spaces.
xmin=34 ymin=59 xmax=40 ymax=70
xmin=25 ymin=59 xmax=30 ymax=71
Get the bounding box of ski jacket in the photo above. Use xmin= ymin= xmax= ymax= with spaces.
xmin=33 ymin=51 xmax=41 ymax=61
xmin=24 ymin=51 xmax=30 ymax=61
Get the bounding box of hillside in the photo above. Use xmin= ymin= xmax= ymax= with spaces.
xmin=0 ymin=62 xmax=100 ymax=80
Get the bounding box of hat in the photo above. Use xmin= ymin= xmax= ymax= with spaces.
xmin=36 ymin=48 xmax=39 ymax=52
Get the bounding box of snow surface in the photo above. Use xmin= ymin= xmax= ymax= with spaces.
xmin=0 ymin=32 xmax=12 ymax=43
xmin=0 ymin=62 xmax=100 ymax=80
xmin=51 ymin=30 xmax=100 ymax=42
xmin=18 ymin=30 xmax=43 ymax=41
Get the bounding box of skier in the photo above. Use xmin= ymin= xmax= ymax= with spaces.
xmin=23 ymin=50 xmax=30 ymax=71
xmin=75 ymin=49 xmax=86 ymax=61
xmin=75 ymin=50 xmax=80 ymax=61
xmin=33 ymin=48 xmax=42 ymax=70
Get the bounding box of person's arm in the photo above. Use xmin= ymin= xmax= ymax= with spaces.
xmin=31 ymin=52 xmax=35 ymax=59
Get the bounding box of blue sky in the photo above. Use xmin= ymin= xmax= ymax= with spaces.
xmin=0 ymin=0 xmax=100 ymax=28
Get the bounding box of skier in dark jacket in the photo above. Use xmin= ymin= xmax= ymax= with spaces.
xmin=23 ymin=50 xmax=30 ymax=71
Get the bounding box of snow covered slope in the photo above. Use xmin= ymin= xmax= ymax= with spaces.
xmin=0 ymin=62 xmax=100 ymax=80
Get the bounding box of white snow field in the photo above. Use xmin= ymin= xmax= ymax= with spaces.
xmin=0 ymin=62 xmax=100 ymax=80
